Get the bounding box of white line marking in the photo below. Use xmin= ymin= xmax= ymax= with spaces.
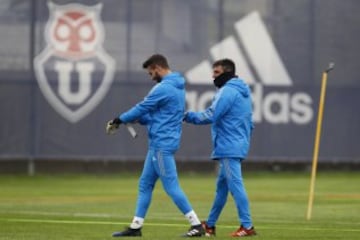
xmin=1 ymin=218 xmax=359 ymax=232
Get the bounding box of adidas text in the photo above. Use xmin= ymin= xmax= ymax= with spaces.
xmin=186 ymin=84 xmax=313 ymax=125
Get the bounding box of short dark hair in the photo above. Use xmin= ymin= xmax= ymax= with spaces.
xmin=142 ymin=54 xmax=169 ymax=69
xmin=213 ymin=59 xmax=236 ymax=75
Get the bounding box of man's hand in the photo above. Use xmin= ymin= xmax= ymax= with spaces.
xmin=106 ymin=118 xmax=122 ymax=135
xmin=183 ymin=112 xmax=189 ymax=122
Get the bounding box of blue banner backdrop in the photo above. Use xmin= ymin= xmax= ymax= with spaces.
xmin=0 ymin=0 xmax=359 ymax=162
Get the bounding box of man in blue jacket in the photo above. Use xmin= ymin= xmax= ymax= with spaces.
xmin=106 ymin=54 xmax=204 ymax=237
xmin=184 ymin=59 xmax=256 ymax=237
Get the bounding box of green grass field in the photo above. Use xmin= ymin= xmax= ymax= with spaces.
xmin=0 ymin=172 xmax=359 ymax=240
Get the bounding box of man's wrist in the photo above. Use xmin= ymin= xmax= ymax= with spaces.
xmin=112 ymin=117 xmax=122 ymax=125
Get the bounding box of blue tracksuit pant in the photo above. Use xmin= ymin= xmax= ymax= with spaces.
xmin=135 ymin=149 xmax=193 ymax=218
xmin=206 ymin=158 xmax=253 ymax=229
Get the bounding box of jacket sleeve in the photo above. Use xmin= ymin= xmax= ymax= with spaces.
xmin=119 ymin=84 xmax=166 ymax=123
xmin=138 ymin=113 xmax=152 ymax=125
xmin=184 ymin=108 xmax=213 ymax=125
xmin=184 ymin=88 xmax=233 ymax=125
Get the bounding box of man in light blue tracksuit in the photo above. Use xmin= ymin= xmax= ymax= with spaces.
xmin=106 ymin=54 xmax=204 ymax=237
xmin=184 ymin=59 xmax=256 ymax=237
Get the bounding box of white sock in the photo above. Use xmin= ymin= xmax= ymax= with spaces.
xmin=185 ymin=210 xmax=201 ymax=226
xmin=130 ymin=216 xmax=144 ymax=229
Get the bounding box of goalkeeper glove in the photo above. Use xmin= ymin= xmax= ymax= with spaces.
xmin=106 ymin=118 xmax=122 ymax=135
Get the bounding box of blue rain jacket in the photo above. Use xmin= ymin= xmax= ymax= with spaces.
xmin=119 ymin=72 xmax=185 ymax=152
xmin=184 ymin=78 xmax=254 ymax=159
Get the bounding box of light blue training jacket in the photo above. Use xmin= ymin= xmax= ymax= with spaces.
xmin=119 ymin=72 xmax=185 ymax=152
xmin=184 ymin=78 xmax=254 ymax=159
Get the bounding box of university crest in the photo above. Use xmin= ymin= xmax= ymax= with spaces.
xmin=34 ymin=2 xmax=115 ymax=123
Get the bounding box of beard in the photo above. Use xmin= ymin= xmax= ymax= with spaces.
xmin=153 ymin=73 xmax=162 ymax=82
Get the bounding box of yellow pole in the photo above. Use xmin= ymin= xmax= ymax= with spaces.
xmin=306 ymin=63 xmax=334 ymax=220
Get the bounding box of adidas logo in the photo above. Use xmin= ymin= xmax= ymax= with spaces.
xmin=185 ymin=11 xmax=313 ymax=125
xmin=186 ymin=11 xmax=291 ymax=86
